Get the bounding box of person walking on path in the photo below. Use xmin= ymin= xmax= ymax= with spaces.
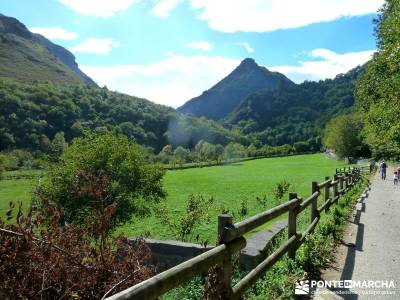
xmin=380 ymin=161 xmax=388 ymax=180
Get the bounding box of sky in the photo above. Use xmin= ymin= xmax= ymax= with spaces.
xmin=0 ymin=0 xmax=383 ymax=108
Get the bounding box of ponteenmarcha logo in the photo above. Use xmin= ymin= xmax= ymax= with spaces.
xmin=295 ymin=279 xmax=310 ymax=295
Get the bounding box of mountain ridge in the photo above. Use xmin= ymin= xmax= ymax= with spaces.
xmin=0 ymin=14 xmax=96 ymax=86
xmin=178 ymin=58 xmax=294 ymax=121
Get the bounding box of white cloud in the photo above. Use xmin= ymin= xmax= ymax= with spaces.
xmin=58 ymin=0 xmax=140 ymax=17
xmin=190 ymin=0 xmax=384 ymax=32
xmin=29 ymin=27 xmax=78 ymax=40
xmin=81 ymin=55 xmax=240 ymax=107
xmin=152 ymin=0 xmax=183 ymax=18
xmin=269 ymin=48 xmax=374 ymax=83
xmin=186 ymin=41 xmax=213 ymax=51
xmin=235 ymin=42 xmax=254 ymax=53
xmin=70 ymin=38 xmax=120 ymax=55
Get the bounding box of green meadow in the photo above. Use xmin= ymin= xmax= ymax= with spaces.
xmin=117 ymin=153 xmax=349 ymax=242
xmin=0 ymin=178 xmax=36 ymax=221
xmin=0 ymin=154 xmax=349 ymax=241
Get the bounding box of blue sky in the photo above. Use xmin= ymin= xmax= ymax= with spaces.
xmin=1 ymin=0 xmax=383 ymax=107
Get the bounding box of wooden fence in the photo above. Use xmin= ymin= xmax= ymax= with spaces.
xmin=0 ymin=174 xmax=38 ymax=180
xmin=107 ymin=167 xmax=363 ymax=300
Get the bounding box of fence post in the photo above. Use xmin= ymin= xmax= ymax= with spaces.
xmin=344 ymin=172 xmax=348 ymax=191
xmin=217 ymin=214 xmax=233 ymax=298
xmin=324 ymin=176 xmax=330 ymax=212
xmin=339 ymin=174 xmax=343 ymax=194
xmin=311 ymin=182 xmax=319 ymax=222
xmin=333 ymin=174 xmax=338 ymax=203
xmin=288 ymin=192 xmax=298 ymax=259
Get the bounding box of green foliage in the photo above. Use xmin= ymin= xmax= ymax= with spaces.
xmin=0 ymin=79 xmax=253 ymax=155
xmin=323 ymin=113 xmax=370 ymax=158
xmin=163 ymin=276 xmax=204 ymax=300
xmin=36 ymin=132 xmax=166 ymax=224
xmin=272 ymin=180 xmax=291 ymax=204
xmin=255 ymin=195 xmax=269 ymax=209
xmin=166 ymin=115 xmax=248 ymax=149
xmin=50 ymin=131 xmax=68 ymax=161
xmin=158 ymin=194 xmax=214 ymax=242
xmin=237 ymin=198 xmax=248 ymax=217
xmin=0 ymin=79 xmax=174 ymax=152
xmin=245 ymin=253 xmax=303 ymax=300
xmin=225 ymin=66 xmax=362 ymax=146
xmin=0 ymin=150 xmax=44 ymax=171
xmin=356 ymin=0 xmax=400 ymax=158
xmin=0 ymin=155 xmax=5 ymax=176
xmin=224 ymin=142 xmax=246 ymax=160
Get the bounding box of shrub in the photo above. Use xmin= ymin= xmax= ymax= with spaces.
xmin=0 ymin=201 xmax=154 ymax=299
xmin=238 ymin=198 xmax=248 ymax=217
xmin=273 ymin=180 xmax=291 ymax=204
xmin=36 ymin=132 xmax=166 ymax=225
xmin=158 ymin=194 xmax=214 ymax=242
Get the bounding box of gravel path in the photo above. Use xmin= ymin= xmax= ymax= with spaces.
xmin=315 ymin=168 xmax=400 ymax=300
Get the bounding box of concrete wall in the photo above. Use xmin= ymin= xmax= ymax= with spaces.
xmin=134 ymin=220 xmax=287 ymax=272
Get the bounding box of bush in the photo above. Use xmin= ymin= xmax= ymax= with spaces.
xmin=36 ymin=132 xmax=166 ymax=225
xmin=273 ymin=180 xmax=291 ymax=204
xmin=158 ymin=194 xmax=214 ymax=242
xmin=0 ymin=201 xmax=154 ymax=299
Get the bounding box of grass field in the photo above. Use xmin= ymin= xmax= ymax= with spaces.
xmin=116 ymin=153 xmax=350 ymax=242
xmin=0 ymin=178 xmax=36 ymax=221
xmin=0 ymin=154 xmax=350 ymax=241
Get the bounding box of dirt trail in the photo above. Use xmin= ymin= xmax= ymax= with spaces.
xmin=315 ymin=168 xmax=400 ymax=299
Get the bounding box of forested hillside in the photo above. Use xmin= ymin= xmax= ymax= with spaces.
xmin=225 ymin=66 xmax=363 ymax=146
xmin=0 ymin=79 xmax=247 ymax=152
xmin=0 ymin=14 xmax=95 ymax=85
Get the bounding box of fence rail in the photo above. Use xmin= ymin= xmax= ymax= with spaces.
xmin=107 ymin=167 xmax=364 ymax=300
xmin=0 ymin=174 xmax=38 ymax=180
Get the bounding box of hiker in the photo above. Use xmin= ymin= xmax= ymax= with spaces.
xmin=394 ymin=170 xmax=398 ymax=185
xmin=380 ymin=161 xmax=388 ymax=180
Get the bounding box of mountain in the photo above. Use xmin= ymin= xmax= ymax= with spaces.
xmin=178 ymin=58 xmax=294 ymax=121
xmin=224 ymin=66 xmax=364 ymax=146
xmin=0 ymin=14 xmax=95 ymax=85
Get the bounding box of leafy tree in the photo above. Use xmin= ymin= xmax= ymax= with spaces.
xmin=224 ymin=143 xmax=245 ymax=160
xmin=214 ymin=144 xmax=225 ymax=163
xmin=174 ymin=146 xmax=190 ymax=164
xmin=0 ymin=155 xmax=5 ymax=177
xmin=355 ymin=0 xmax=400 ymax=158
xmin=36 ymin=132 xmax=166 ymax=224
xmin=39 ymin=134 xmax=51 ymax=153
xmin=323 ymin=114 xmax=369 ymax=159
xmin=50 ymin=132 xmax=68 ymax=161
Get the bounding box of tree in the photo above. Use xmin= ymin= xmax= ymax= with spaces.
xmin=36 ymin=132 xmax=166 ymax=224
xmin=323 ymin=114 xmax=369 ymax=159
xmin=214 ymin=144 xmax=225 ymax=163
xmin=39 ymin=135 xmax=51 ymax=154
xmin=174 ymin=146 xmax=190 ymax=164
xmin=50 ymin=132 xmax=68 ymax=161
xmin=355 ymin=0 xmax=400 ymax=158
xmin=0 ymin=155 xmax=5 ymax=177
xmin=224 ymin=143 xmax=245 ymax=160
